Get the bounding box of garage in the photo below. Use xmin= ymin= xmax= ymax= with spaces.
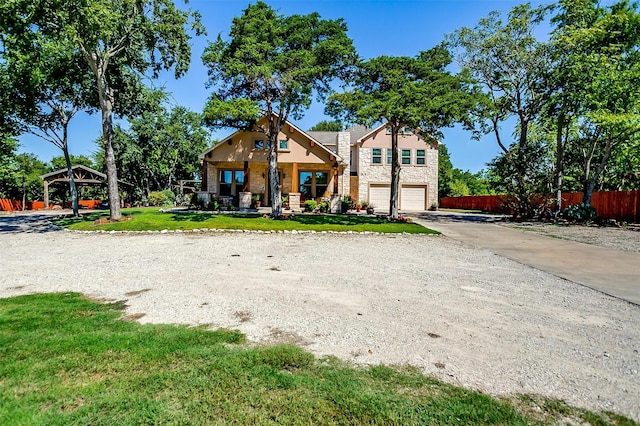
xmin=368 ymin=184 xmax=390 ymax=210
xmin=400 ymin=185 xmax=427 ymax=211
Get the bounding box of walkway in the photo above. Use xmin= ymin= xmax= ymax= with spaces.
xmin=410 ymin=211 xmax=640 ymax=306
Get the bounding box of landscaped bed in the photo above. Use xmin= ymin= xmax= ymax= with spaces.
xmin=53 ymin=207 xmax=438 ymax=234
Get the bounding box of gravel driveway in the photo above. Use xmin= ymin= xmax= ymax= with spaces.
xmin=1 ymin=215 xmax=639 ymax=420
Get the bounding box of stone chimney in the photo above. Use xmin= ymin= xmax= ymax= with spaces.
xmin=337 ymin=130 xmax=351 ymax=203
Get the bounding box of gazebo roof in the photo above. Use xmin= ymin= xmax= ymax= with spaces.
xmin=40 ymin=165 xmax=107 ymax=184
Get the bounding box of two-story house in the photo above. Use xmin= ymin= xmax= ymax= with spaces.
xmin=198 ymin=116 xmax=438 ymax=212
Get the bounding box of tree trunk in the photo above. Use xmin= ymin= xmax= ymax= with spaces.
xmin=389 ymin=126 xmax=400 ymax=219
xmin=98 ymin=81 xmax=122 ymax=220
xmin=267 ymin=136 xmax=282 ymax=217
xmin=554 ymin=112 xmax=565 ymax=215
xmin=63 ymin=145 xmax=79 ymax=217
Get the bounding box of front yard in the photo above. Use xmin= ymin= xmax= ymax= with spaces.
xmin=53 ymin=208 xmax=437 ymax=234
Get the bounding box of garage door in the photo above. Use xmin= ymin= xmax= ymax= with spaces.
xmin=401 ymin=185 xmax=427 ymax=211
xmin=368 ymin=184 xmax=390 ymax=210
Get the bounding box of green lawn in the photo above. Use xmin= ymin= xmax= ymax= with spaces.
xmin=54 ymin=207 xmax=438 ymax=234
xmin=1 ymin=293 xmax=632 ymax=425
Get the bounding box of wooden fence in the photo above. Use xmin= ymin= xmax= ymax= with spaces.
xmin=0 ymin=199 xmax=102 ymax=212
xmin=440 ymin=190 xmax=640 ymax=223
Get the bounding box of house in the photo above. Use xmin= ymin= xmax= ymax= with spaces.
xmin=198 ymin=116 xmax=438 ymax=212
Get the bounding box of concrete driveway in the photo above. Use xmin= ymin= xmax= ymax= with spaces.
xmin=410 ymin=211 xmax=640 ymax=306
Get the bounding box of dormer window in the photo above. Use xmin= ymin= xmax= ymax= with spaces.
xmin=254 ymin=140 xmax=264 ymax=150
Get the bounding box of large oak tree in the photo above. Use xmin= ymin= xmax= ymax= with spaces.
xmin=202 ymin=1 xmax=356 ymax=217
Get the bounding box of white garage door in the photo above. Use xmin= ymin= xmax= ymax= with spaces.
xmin=368 ymin=184 xmax=390 ymax=210
xmin=401 ymin=185 xmax=427 ymax=211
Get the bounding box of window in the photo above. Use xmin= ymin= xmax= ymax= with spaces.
xmin=386 ymin=148 xmax=393 ymax=165
xmin=299 ymin=171 xmax=329 ymax=199
xmin=254 ymin=140 xmax=264 ymax=150
xmin=266 ymin=140 xmax=272 ymax=150
xmin=299 ymin=171 xmax=313 ymax=198
xmin=372 ymin=148 xmax=382 ymax=164
xmin=279 ymin=139 xmax=288 ymax=150
xmin=416 ymin=149 xmax=426 ymax=165
xmin=219 ymin=170 xmax=244 ymax=198
xmin=315 ymin=172 xmax=328 ymax=198
xmin=402 ymin=149 xmax=411 ymax=165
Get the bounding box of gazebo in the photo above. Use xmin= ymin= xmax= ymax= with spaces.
xmin=39 ymin=165 xmax=109 ymax=207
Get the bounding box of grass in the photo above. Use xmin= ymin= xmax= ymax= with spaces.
xmin=1 ymin=294 xmax=635 ymax=425
xmin=53 ymin=207 xmax=438 ymax=234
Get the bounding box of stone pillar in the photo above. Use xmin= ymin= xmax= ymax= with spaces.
xmin=288 ymin=192 xmax=301 ymax=212
xmin=239 ymin=192 xmax=252 ymax=210
xmin=337 ymin=131 xmax=351 ymax=198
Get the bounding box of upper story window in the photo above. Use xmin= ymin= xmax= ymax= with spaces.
xmin=385 ymin=126 xmax=413 ymax=135
xmin=372 ymin=148 xmax=382 ymax=164
xmin=386 ymin=148 xmax=392 ymax=165
xmin=254 ymin=140 xmax=264 ymax=150
xmin=402 ymin=149 xmax=411 ymax=165
xmin=279 ymin=139 xmax=289 ymax=150
xmin=416 ymin=149 xmax=426 ymax=165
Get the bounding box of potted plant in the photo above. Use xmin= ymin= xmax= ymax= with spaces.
xmin=366 ymin=203 xmax=374 ymax=215
xmin=251 ymin=194 xmax=262 ymax=208
xmin=282 ymin=195 xmax=289 ymax=210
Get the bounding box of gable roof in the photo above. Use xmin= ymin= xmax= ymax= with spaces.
xmin=200 ymin=116 xmax=344 ymax=162
xmin=40 ymin=165 xmax=106 ymax=181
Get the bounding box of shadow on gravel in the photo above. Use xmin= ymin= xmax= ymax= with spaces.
xmin=0 ymin=213 xmax=63 ymax=234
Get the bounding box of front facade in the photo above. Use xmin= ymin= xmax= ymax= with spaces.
xmin=199 ymin=117 xmax=438 ymax=212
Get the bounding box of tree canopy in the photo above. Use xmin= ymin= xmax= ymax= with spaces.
xmin=202 ymin=1 xmax=356 ymax=216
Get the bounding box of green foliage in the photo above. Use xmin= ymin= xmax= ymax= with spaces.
xmin=561 ymin=203 xmax=598 ymax=223
xmin=147 ymin=191 xmax=173 ymax=206
xmin=328 ymin=45 xmax=477 ymax=218
xmin=318 ymin=200 xmax=330 ymax=213
xmin=340 ymin=195 xmax=355 ymax=212
xmin=438 ymin=145 xmax=491 ymax=198
xmin=97 ymin=104 xmax=210 ymax=203
xmin=304 ymin=199 xmax=318 ymax=212
xmin=202 ymin=1 xmax=356 ymax=217
xmin=310 ymin=120 xmax=342 ymax=132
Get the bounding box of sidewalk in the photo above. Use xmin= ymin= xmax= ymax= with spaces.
xmin=410 ymin=211 xmax=640 ymax=306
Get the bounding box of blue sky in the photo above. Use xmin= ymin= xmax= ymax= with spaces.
xmin=17 ymin=0 xmax=549 ymax=173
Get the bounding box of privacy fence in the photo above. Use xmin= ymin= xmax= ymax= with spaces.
xmin=439 ymin=190 xmax=640 ymax=223
xmin=0 ymin=199 xmax=102 ymax=212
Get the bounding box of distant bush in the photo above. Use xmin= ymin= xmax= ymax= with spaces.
xmin=148 ymin=191 xmax=173 ymax=206
xmin=561 ymin=203 xmax=597 ymax=223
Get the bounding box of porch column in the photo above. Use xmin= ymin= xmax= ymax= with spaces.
xmin=333 ymin=164 xmax=339 ymax=194
xmin=243 ymin=161 xmax=250 ymax=192
xmin=291 ymin=162 xmax=299 ymax=192
xmin=43 ymin=181 xmax=49 ymax=208
xmin=201 ymin=161 xmax=208 ymax=191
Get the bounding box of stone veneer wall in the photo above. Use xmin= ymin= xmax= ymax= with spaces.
xmin=336 ymin=132 xmax=350 ymax=199
xmin=357 ymin=145 xmax=438 ymax=209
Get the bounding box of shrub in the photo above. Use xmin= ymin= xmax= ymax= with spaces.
xmin=318 ymin=200 xmax=330 ymax=213
xmin=162 ymin=189 xmax=176 ymax=204
xmin=303 ymin=199 xmax=317 ymax=212
xmin=148 ymin=191 xmax=170 ymax=206
xmin=207 ymin=197 xmax=220 ymax=211
xmin=340 ymin=196 xmax=355 ymax=212
xmin=561 ymin=203 xmax=597 ymax=223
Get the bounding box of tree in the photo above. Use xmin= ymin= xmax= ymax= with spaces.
xmin=327 ymin=46 xmax=477 ymax=219
xmin=103 ymin=105 xmax=210 ymax=202
xmin=309 ymin=120 xmax=343 ymax=132
xmin=202 ymin=1 xmax=356 ymax=217
xmin=548 ymin=0 xmax=640 ymax=206
xmin=449 ymin=4 xmax=556 ymax=217
xmin=1 ymin=0 xmax=204 ymax=219
xmin=0 ymin=31 xmax=95 ymax=216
